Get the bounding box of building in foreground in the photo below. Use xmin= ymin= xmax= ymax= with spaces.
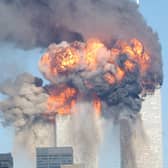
xmin=61 ymin=164 xmax=85 ymax=168
xmin=36 ymin=147 xmax=73 ymax=168
xmin=0 ymin=153 xmax=13 ymax=168
xmin=135 ymin=89 xmax=163 ymax=168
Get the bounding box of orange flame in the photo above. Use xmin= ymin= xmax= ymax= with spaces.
xmin=93 ymin=95 xmax=102 ymax=116
xmin=85 ymin=39 xmax=104 ymax=70
xmin=41 ymin=53 xmax=51 ymax=66
xmin=56 ymin=48 xmax=79 ymax=73
xmin=124 ymin=60 xmax=135 ymax=72
xmin=47 ymin=87 xmax=77 ymax=115
xmin=40 ymin=38 xmax=151 ymax=117
xmin=116 ymin=67 xmax=125 ymax=81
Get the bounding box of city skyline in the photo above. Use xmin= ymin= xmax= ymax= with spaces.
xmin=0 ymin=89 xmax=163 ymax=168
xmin=0 ymin=0 xmax=167 ymax=168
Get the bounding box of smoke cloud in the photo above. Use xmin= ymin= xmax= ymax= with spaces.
xmin=0 ymin=73 xmax=48 ymax=139
xmin=0 ymin=73 xmax=56 ymax=167
xmin=0 ymin=0 xmax=162 ymax=86
xmin=0 ymin=0 xmax=162 ymax=64
xmin=0 ymin=73 xmax=102 ymax=167
xmin=0 ymin=0 xmax=163 ymax=167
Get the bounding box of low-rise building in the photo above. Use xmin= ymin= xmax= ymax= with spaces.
xmin=0 ymin=153 xmax=13 ymax=168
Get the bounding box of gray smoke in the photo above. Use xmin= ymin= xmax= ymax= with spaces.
xmin=0 ymin=73 xmax=102 ymax=168
xmin=0 ymin=0 xmax=162 ymax=77
xmin=55 ymin=102 xmax=102 ymax=168
xmin=39 ymin=40 xmax=161 ymax=118
xmin=0 ymin=73 xmax=51 ymax=142
xmin=119 ymin=111 xmax=147 ymax=168
xmin=0 ymin=0 xmax=163 ymax=167
xmin=38 ymin=37 xmax=162 ymax=167
xmin=0 ymin=73 xmax=56 ymax=167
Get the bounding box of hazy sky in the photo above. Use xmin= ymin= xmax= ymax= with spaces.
xmin=139 ymin=1 xmax=168 ymax=167
xmin=0 ymin=0 xmax=167 ymax=167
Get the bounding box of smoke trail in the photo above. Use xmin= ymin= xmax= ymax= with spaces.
xmin=52 ymin=101 xmax=102 ymax=168
xmin=119 ymin=109 xmax=148 ymax=168
xmin=68 ymin=102 xmax=102 ymax=168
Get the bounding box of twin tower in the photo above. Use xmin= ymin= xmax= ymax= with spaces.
xmin=36 ymin=90 xmax=163 ymax=168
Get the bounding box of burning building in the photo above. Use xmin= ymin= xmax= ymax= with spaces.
xmin=0 ymin=0 xmax=163 ymax=168
xmin=135 ymin=89 xmax=163 ymax=168
xmin=99 ymin=89 xmax=163 ymax=168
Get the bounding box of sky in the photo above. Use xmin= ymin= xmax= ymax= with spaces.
xmin=139 ymin=1 xmax=168 ymax=167
xmin=0 ymin=0 xmax=167 ymax=167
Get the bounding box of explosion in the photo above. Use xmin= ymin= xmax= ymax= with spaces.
xmin=37 ymin=37 xmax=161 ymax=168
xmin=46 ymin=85 xmax=78 ymax=115
xmin=0 ymin=0 xmax=163 ymax=168
xmin=39 ymin=38 xmax=154 ymax=118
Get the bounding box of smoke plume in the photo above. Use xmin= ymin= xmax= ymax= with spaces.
xmin=0 ymin=73 xmax=51 ymax=145
xmin=0 ymin=0 xmax=162 ymax=89
xmin=0 ymin=0 xmax=163 ymax=167
xmin=0 ymin=0 xmax=162 ymax=62
xmin=0 ymin=73 xmax=102 ymax=167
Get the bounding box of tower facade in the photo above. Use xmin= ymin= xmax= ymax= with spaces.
xmin=136 ymin=89 xmax=163 ymax=168
xmin=120 ymin=89 xmax=163 ymax=168
xmin=106 ymin=89 xmax=163 ymax=168
xmin=56 ymin=114 xmax=100 ymax=168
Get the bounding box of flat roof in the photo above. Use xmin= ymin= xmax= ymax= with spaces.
xmin=36 ymin=147 xmax=73 ymax=155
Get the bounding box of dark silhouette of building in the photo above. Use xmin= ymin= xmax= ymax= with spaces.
xmin=0 ymin=153 xmax=13 ymax=168
xmin=36 ymin=147 xmax=73 ymax=168
xmin=61 ymin=164 xmax=84 ymax=168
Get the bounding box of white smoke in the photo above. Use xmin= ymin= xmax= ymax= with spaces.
xmin=56 ymin=101 xmax=103 ymax=168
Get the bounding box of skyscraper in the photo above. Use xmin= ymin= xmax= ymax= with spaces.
xmin=121 ymin=89 xmax=163 ymax=168
xmin=135 ymin=89 xmax=163 ymax=168
xmin=0 ymin=153 xmax=13 ymax=168
xmin=52 ymin=90 xmax=162 ymax=168
xmin=56 ymin=114 xmax=100 ymax=168
xmin=101 ymin=89 xmax=163 ymax=168
xmin=36 ymin=147 xmax=73 ymax=168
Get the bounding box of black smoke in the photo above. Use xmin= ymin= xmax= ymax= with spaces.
xmin=0 ymin=0 xmax=163 ymax=167
xmin=0 ymin=0 xmax=163 ymax=86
